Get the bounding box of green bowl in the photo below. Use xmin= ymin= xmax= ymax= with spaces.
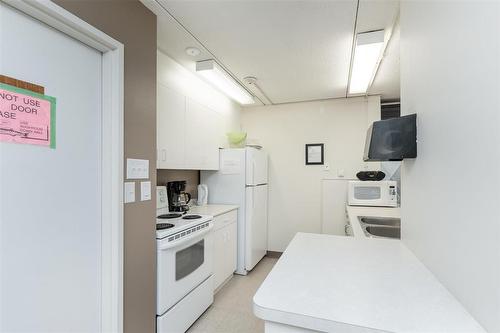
xmin=227 ymin=132 xmax=247 ymax=147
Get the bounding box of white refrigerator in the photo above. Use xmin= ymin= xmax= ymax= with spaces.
xmin=201 ymin=147 xmax=268 ymax=275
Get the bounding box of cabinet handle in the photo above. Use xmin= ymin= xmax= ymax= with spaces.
xmin=161 ymin=149 xmax=166 ymax=161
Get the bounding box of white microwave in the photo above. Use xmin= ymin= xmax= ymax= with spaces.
xmin=348 ymin=180 xmax=398 ymax=207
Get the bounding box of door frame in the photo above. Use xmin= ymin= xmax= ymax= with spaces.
xmin=1 ymin=0 xmax=125 ymax=332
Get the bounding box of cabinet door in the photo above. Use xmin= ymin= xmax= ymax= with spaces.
xmin=226 ymin=221 xmax=237 ymax=275
xmin=213 ymin=227 xmax=226 ymax=291
xmin=206 ymin=111 xmax=222 ymax=170
xmin=185 ymin=98 xmax=220 ymax=170
xmin=157 ymin=83 xmax=185 ymax=169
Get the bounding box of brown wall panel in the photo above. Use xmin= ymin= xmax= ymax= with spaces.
xmin=157 ymin=169 xmax=200 ymax=199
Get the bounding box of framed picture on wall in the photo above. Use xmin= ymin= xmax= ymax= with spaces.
xmin=305 ymin=143 xmax=324 ymax=165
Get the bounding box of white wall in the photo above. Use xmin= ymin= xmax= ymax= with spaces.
xmin=157 ymin=50 xmax=241 ymax=140
xmin=400 ymin=2 xmax=500 ymax=332
xmin=241 ymin=96 xmax=380 ymax=251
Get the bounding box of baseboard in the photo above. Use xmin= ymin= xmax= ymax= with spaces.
xmin=214 ymin=274 xmax=234 ymax=294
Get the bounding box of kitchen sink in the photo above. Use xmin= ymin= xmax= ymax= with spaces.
xmin=358 ymin=216 xmax=401 ymax=239
xmin=359 ymin=217 xmax=400 ymax=227
xmin=365 ymin=226 xmax=401 ymax=238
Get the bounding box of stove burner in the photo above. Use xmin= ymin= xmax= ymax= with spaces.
xmin=182 ymin=214 xmax=202 ymax=220
xmin=157 ymin=213 xmax=182 ymax=219
xmin=156 ymin=223 xmax=174 ymax=230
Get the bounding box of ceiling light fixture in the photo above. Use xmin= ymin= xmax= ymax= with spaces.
xmin=348 ymin=30 xmax=385 ymax=95
xmin=196 ymin=59 xmax=255 ymax=105
xmin=185 ymin=47 xmax=201 ymax=57
xmin=243 ymin=77 xmax=272 ymax=105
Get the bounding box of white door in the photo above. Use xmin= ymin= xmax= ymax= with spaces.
xmin=246 ymin=147 xmax=268 ymax=185
xmin=1 ymin=3 xmax=103 ymax=332
xmin=245 ymin=185 xmax=268 ymax=271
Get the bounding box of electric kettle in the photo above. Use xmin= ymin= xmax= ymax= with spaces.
xmin=197 ymin=184 xmax=208 ymax=206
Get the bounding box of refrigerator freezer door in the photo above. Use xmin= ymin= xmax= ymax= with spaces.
xmin=246 ymin=147 xmax=268 ymax=185
xmin=245 ymin=184 xmax=268 ymax=271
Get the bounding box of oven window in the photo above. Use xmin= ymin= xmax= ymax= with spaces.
xmin=354 ymin=186 xmax=381 ymax=200
xmin=176 ymin=239 xmax=204 ymax=281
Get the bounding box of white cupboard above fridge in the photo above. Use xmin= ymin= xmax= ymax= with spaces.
xmin=157 ymin=83 xmax=222 ymax=170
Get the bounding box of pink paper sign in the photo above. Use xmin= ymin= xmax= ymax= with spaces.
xmin=0 ymin=83 xmax=56 ymax=148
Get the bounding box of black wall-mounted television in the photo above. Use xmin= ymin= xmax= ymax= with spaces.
xmin=364 ymin=114 xmax=417 ymax=162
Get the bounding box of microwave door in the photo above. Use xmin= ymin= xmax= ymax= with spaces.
xmin=354 ymin=185 xmax=382 ymax=201
xmin=348 ymin=181 xmax=397 ymax=207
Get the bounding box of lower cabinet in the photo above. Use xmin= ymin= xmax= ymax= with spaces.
xmin=213 ymin=210 xmax=237 ymax=291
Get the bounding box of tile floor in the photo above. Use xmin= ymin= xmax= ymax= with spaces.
xmin=187 ymin=257 xmax=278 ymax=333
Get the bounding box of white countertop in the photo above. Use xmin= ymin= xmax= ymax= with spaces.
xmin=188 ymin=204 xmax=238 ymax=217
xmin=253 ymin=233 xmax=484 ymax=333
xmin=347 ymin=205 xmax=401 ymax=239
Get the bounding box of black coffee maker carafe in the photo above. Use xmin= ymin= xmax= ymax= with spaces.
xmin=167 ymin=181 xmax=191 ymax=212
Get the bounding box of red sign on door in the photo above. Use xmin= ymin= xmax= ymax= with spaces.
xmin=0 ymin=83 xmax=56 ymax=148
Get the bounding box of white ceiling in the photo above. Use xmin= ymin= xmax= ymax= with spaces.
xmin=150 ymin=0 xmax=400 ymax=105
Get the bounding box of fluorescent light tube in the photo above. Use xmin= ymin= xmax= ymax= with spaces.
xmin=348 ymin=30 xmax=385 ymax=95
xmin=196 ymin=60 xmax=255 ymax=105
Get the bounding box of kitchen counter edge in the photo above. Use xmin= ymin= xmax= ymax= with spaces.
xmin=189 ymin=204 xmax=239 ymax=217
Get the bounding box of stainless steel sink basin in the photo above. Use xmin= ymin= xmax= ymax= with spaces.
xmin=358 ymin=216 xmax=401 ymax=239
xmin=359 ymin=217 xmax=401 ymax=227
xmin=365 ymin=226 xmax=401 ymax=238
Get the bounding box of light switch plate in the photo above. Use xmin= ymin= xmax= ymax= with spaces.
xmin=141 ymin=181 xmax=151 ymax=201
xmin=337 ymin=169 xmax=345 ymax=177
xmin=124 ymin=182 xmax=135 ymax=203
xmin=126 ymin=158 xmax=149 ymax=179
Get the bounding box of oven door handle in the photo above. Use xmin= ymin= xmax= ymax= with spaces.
xmin=158 ymin=224 xmax=213 ymax=251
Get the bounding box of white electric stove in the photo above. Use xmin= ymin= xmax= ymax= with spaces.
xmin=156 ymin=186 xmax=214 ymax=333
xmin=156 ymin=211 xmax=212 ymax=240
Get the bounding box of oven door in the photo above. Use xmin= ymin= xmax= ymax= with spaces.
xmin=157 ymin=224 xmax=213 ymax=315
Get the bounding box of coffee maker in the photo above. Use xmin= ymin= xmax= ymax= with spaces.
xmin=167 ymin=181 xmax=191 ymax=212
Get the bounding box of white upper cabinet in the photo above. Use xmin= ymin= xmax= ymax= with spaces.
xmin=157 ymin=83 xmax=186 ymax=169
xmin=185 ymin=99 xmax=220 ymax=170
xmin=157 ymin=84 xmax=221 ymax=170
xmin=156 ymin=51 xmax=242 ymax=170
